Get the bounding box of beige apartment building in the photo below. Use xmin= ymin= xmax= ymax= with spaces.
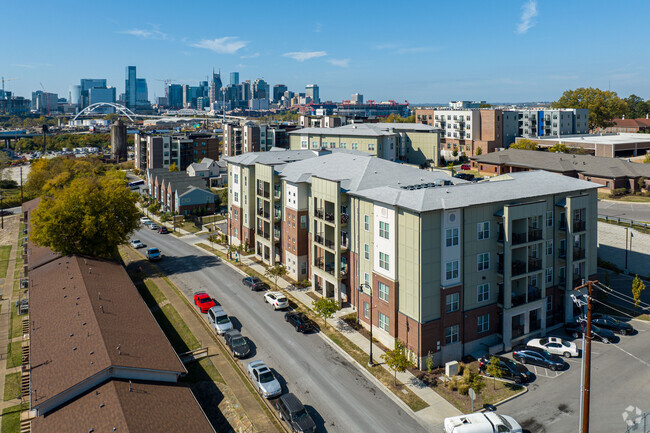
xmin=226 ymin=149 xmax=598 ymax=367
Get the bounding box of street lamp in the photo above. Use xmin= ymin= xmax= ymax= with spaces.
xmin=625 ymin=228 xmax=635 ymax=273
xmin=358 ymin=282 xmax=374 ymax=366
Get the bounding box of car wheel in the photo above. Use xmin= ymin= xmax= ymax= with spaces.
xmin=564 ymin=352 xmax=571 ymax=358
xmin=618 ymin=329 xmax=627 ymax=335
xmin=519 ymin=357 xmax=526 ymax=365
xmin=264 ymin=297 xmax=268 ymax=303
xmin=550 ymin=365 xmax=557 ymax=372
xmin=273 ymin=305 xmax=278 ymax=310
xmin=284 ymin=315 xmax=289 ymax=322
xmin=514 ymin=377 xmax=522 ymax=384
xmin=572 ymin=331 xmax=579 ymax=339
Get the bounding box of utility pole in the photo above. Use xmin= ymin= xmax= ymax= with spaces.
xmin=574 ymin=279 xmax=597 ymax=433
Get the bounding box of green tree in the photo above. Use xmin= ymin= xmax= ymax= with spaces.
xmin=425 ymin=351 xmax=435 ymax=374
xmin=475 ymin=147 xmax=483 ymax=156
xmin=168 ymin=162 xmax=179 ymax=172
xmin=26 ymin=157 xmax=108 ymax=196
xmin=548 ymin=143 xmax=570 ymax=153
xmin=478 ymin=103 xmax=492 ymax=108
xmin=30 ymin=173 xmax=139 ymax=258
xmin=485 ymin=356 xmax=505 ymax=390
xmin=552 ymin=87 xmax=628 ymax=129
xmin=632 ymin=275 xmax=646 ymax=308
xmin=104 ymin=113 xmax=120 ymax=122
xmin=623 ymin=94 xmax=649 ymax=120
xmin=265 ymin=263 xmax=288 ymax=290
xmin=638 ymin=177 xmax=646 ymax=192
xmin=509 ymin=138 xmax=539 ymax=151
xmin=381 ymin=113 xmax=415 ymax=123
xmin=381 ymin=340 xmax=412 ymax=385
xmin=312 ymin=297 xmax=341 ymax=329
xmin=645 ymin=153 xmax=650 ymax=164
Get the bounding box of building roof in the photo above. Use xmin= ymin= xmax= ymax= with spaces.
xmin=29 ymin=256 xmax=186 ymax=410
xmin=31 ymin=379 xmax=215 ymax=433
xmin=339 ymin=122 xmax=441 ymax=133
xmin=178 ymin=185 xmax=214 ymax=198
xmin=471 ymin=149 xmax=650 ymax=179
xmin=533 ymin=133 xmax=650 ymax=146
xmin=225 ymin=149 xmax=324 ymax=167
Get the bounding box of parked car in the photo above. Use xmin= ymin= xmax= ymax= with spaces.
xmin=563 ymin=320 xmax=616 ymax=343
xmin=453 ymin=172 xmax=474 ymax=181
xmin=461 ymin=164 xmax=471 ymax=170
xmin=130 ymin=239 xmax=145 ymax=249
xmin=140 ymin=217 xmax=151 ymax=224
xmin=247 ymin=360 xmax=282 ymax=399
xmin=149 ymin=223 xmax=160 ymax=230
xmin=512 ymin=346 xmax=566 ymax=371
xmin=478 ymin=355 xmax=531 ymax=384
xmin=242 ymin=276 xmax=270 ymax=291
xmin=207 ymin=306 xmax=233 ymax=334
xmin=592 ymin=314 xmax=634 ymax=335
xmin=444 ymin=411 xmax=522 ymax=433
xmin=527 ymin=337 xmax=579 ymax=358
xmin=284 ymin=312 xmax=314 ymax=333
xmin=193 ymin=292 xmax=216 ymax=314
xmin=264 ymin=291 xmax=289 ymax=310
xmin=145 ymin=247 xmax=161 ymax=261
xmin=0 ymin=210 xmax=13 ymax=216
xmin=274 ymin=393 xmax=316 ymax=433
xmin=158 ymin=226 xmax=169 ymax=234
xmin=224 ymin=330 xmax=251 ymax=358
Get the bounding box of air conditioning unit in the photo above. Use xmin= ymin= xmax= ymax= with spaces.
xmin=21 ymin=279 xmax=28 ymax=289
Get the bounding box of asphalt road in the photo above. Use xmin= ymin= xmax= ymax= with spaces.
xmin=133 ymin=227 xmax=429 ymax=433
xmin=598 ymin=200 xmax=650 ymax=223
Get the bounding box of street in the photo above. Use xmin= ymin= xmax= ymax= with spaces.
xmin=133 ymin=227 xmax=430 ymax=433
xmin=598 ymin=200 xmax=650 ymax=223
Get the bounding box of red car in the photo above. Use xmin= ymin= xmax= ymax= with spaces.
xmin=461 ymin=164 xmax=471 ymax=170
xmin=193 ymin=292 xmax=216 ymax=313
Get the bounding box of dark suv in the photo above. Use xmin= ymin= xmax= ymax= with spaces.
xmin=478 ymin=355 xmax=531 ymax=383
xmin=275 ymin=393 xmax=316 ymax=433
xmin=512 ymin=346 xmax=565 ymax=371
xmin=284 ymin=312 xmax=314 ymax=333
xmin=242 ymin=276 xmax=270 ymax=291
xmin=224 ymin=330 xmax=251 ymax=358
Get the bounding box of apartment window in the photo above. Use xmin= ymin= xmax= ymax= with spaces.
xmin=477 ymin=283 xmax=490 ymax=303
xmin=341 ymin=142 xmax=347 ymax=148
xmin=364 ymin=215 xmax=370 ymax=231
xmin=301 ymin=140 xmax=308 ymax=149
xmin=574 ymin=208 xmax=583 ymax=222
xmin=378 ymin=312 xmax=389 ymax=332
xmin=378 ymin=282 xmax=389 ymax=302
xmin=300 ymin=215 xmax=307 ymax=229
xmin=322 ymin=142 xmax=328 ymax=147
xmin=368 ymin=143 xmax=375 ymax=151
xmin=312 ymin=141 xmax=319 ymax=149
xmin=364 ymin=272 xmax=370 ymax=286
xmin=446 ymin=261 xmax=459 ymax=280
xmin=379 ymin=252 xmax=390 ymax=271
xmin=379 ymin=222 xmax=390 ymax=239
xmin=547 ymin=295 xmax=553 ymax=312
xmin=244 ymin=214 xmax=247 ymax=224
xmin=244 ymin=195 xmax=247 ymax=205
xmin=234 ymin=192 xmax=239 ymax=202
xmin=234 ymin=173 xmax=239 ymax=183
xmin=546 ymin=240 xmax=553 ymax=256
xmin=233 ymin=209 xmax=239 ymax=220
xmin=352 ymin=143 xmax=359 ymax=150
xmin=546 ymin=211 xmax=553 ymax=227
xmin=478 ymin=314 xmax=489 ymax=333
xmin=477 ymin=222 xmax=489 ymax=240
xmin=546 ymin=267 xmax=553 ymax=284
xmin=364 ymin=244 xmax=370 ymax=260
xmin=446 ymin=228 xmax=459 ymax=247
xmin=446 ymin=293 xmax=459 ymax=313
xmin=477 ymin=253 xmax=490 ymax=271
xmin=363 ymin=302 xmax=369 ymax=318
xmin=445 ymin=325 xmax=459 ymax=345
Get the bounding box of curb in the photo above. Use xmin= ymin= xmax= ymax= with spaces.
xmin=477 ymin=376 xmax=528 ymax=411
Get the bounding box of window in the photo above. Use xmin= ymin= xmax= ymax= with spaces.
xmin=445 ymin=261 xmax=459 ymax=280
xmin=378 ymin=313 xmax=389 ymax=332
xmin=378 ymin=282 xmax=389 ymax=302
xmin=312 ymin=141 xmax=319 ymax=149
xmin=233 ymin=209 xmax=239 ymax=220
xmin=364 ymin=215 xmax=370 ymax=231
xmin=341 ymin=142 xmax=346 ymax=148
xmin=574 ymin=208 xmax=583 ymax=222
xmin=379 ymin=252 xmax=390 ymax=271
xmin=446 ymin=293 xmax=459 ymax=313
xmin=364 ymin=244 xmax=370 ymax=260
xmin=546 ymin=295 xmax=553 ymax=312
xmin=477 ymin=253 xmax=490 ymax=271
xmin=379 ymin=222 xmax=390 ymax=239
xmin=546 ymin=267 xmax=553 ymax=284
xmin=301 ymin=261 xmax=307 ymax=275
xmin=368 ymin=143 xmax=375 ymax=151
xmin=446 ymin=228 xmax=459 ymax=247
xmin=234 ymin=173 xmax=239 ymax=183
xmin=477 ymin=283 xmax=490 ymax=303
xmin=477 ymin=314 xmax=489 ymax=333
xmin=477 ymin=222 xmax=489 ymax=240
xmin=363 ymin=302 xmax=369 ymax=318
xmin=546 ymin=240 xmax=553 ymax=256
xmin=300 ymin=215 xmax=306 ymax=229
xmin=445 ymin=325 xmax=459 ymax=344
xmin=364 ymin=272 xmax=370 ymax=286
xmin=546 ymin=211 xmax=553 ymax=227
xmin=301 ymin=140 xmax=308 ymax=149
xmin=352 ymin=143 xmax=358 ymax=150
xmin=244 ymin=214 xmax=247 ymax=224
xmin=234 ymin=192 xmax=239 ymax=202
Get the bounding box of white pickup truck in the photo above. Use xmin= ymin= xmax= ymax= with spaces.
xmin=444 ymin=412 xmax=522 ymax=433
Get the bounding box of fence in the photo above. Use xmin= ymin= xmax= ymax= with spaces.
xmin=626 ymin=411 xmax=650 ymax=433
xmin=599 ymin=214 xmax=650 ymax=231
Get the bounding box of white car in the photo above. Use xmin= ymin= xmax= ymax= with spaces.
xmin=527 ymin=337 xmax=579 ymax=358
xmin=130 ymin=239 xmax=144 ymax=249
xmin=247 ymin=360 xmax=281 ymax=399
xmin=444 ymin=412 xmax=522 ymax=433
xmin=264 ymin=291 xmax=288 ymax=310
xmin=140 ymin=217 xmax=151 ymax=224
xmin=207 ymin=306 xmax=233 ymax=335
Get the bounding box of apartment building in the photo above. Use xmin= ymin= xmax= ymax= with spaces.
xmin=226 ymin=150 xmax=599 ymax=367
xmin=223 ymin=122 xmax=297 ymax=157
xmin=288 ymin=123 xmax=441 ymax=166
xmin=134 ymin=132 xmax=220 ymax=171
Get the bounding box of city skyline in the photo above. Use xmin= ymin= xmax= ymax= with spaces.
xmin=3 ymin=0 xmax=650 ymax=103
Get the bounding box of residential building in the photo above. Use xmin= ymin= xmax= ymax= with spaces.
xmin=596 ymin=118 xmax=650 ymax=134
xmin=146 ymin=169 xmax=215 ymax=214
xmin=0 ymin=95 xmax=30 ymax=115
xmin=449 ymin=101 xmax=486 ymax=109
xmin=226 ymin=150 xmax=599 ymax=367
xmin=223 ymin=122 xmax=297 ymax=157
xmin=299 ymin=115 xmax=343 ymax=128
xmin=187 ymin=158 xmax=228 ymax=187
xmin=516 ymin=108 xmax=588 ymax=138
xmin=335 ymin=100 xmax=409 ymax=117
xmin=134 ymin=132 xmax=220 ymax=172
xmin=524 ymin=133 xmax=650 ymax=158
xmin=306 ymin=84 xmax=320 ymax=104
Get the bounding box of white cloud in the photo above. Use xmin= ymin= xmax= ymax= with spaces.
xmin=327 ymin=58 xmax=349 ymax=68
xmin=191 ymin=37 xmax=248 ymax=54
xmin=282 ymin=51 xmax=327 ymax=62
xmin=240 ymin=52 xmax=260 ymax=59
xmin=516 ymin=0 xmax=538 ymax=34
xmin=119 ymin=28 xmax=169 ymax=40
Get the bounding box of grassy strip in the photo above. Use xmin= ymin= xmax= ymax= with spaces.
xmin=153 ymin=304 xmax=201 ymax=353
xmin=134 ymin=279 xmax=168 ymax=309
xmin=598 ymin=192 xmax=650 ymax=203
xmin=5 ymin=341 xmax=22 ymax=369
xmin=181 ymin=357 xmax=225 ymax=385
xmin=9 ymin=304 xmax=22 ymax=340
xmin=3 ymin=372 xmax=20 ymax=401
xmin=1 ymin=404 xmax=28 ymax=433
xmin=0 ymin=246 xmax=11 ymax=279
xmin=434 ymin=376 xmax=524 ymax=413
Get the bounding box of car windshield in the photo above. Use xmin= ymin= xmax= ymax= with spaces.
xmin=149 ymin=248 xmax=159 ymax=254
xmin=496 ymin=414 xmax=513 ymax=429
xmin=539 ymin=338 xmax=548 ymax=345
xmin=259 ymin=371 xmax=275 ymax=383
xmin=216 ymin=315 xmax=230 ymax=324
xmin=561 ymin=341 xmax=571 ymax=347
xmin=200 ymin=297 xmax=211 ymax=303
xmin=232 ymin=337 xmax=247 ymax=347
xmin=540 ymin=350 xmax=553 ymax=358
xmin=292 ymin=409 xmax=309 ymax=422
xmin=503 ymin=359 xmax=518 ymax=368
xmin=133 ymin=240 xmax=141 ymax=244
xmin=277 ymin=297 xmax=286 ymax=302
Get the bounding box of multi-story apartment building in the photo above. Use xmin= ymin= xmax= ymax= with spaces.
xmin=226 ymin=149 xmax=599 ymax=367
xmin=223 ymin=122 xmax=298 ymax=157
xmin=288 ymin=123 xmax=441 ymax=166
xmin=134 ymin=132 xmax=220 ymax=172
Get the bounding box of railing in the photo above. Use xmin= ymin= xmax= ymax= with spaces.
xmin=257 ymin=188 xmax=269 ymax=199
xmin=274 ymin=208 xmax=281 ymax=220
xmin=340 ymin=213 xmax=350 ymax=224
xmin=512 ymin=232 xmax=527 ymax=245
xmin=324 ymin=212 xmax=335 ymax=223
xmin=512 ymin=260 xmax=527 ymax=276
xmin=274 ymin=188 xmax=281 ymax=199
xmin=314 ymin=234 xmax=324 ymax=246
xmin=325 ymin=262 xmax=335 ymax=275
xmin=340 ymin=267 xmax=348 ymax=277
xmin=324 ymin=238 xmax=335 ymax=249
xmin=574 ymin=220 xmax=586 ymax=232
xmin=573 ymin=247 xmax=585 ymax=260
xmin=528 ymin=286 xmax=542 ymax=302
xmin=273 ymin=230 xmax=280 ymax=241
xmin=341 ymin=239 xmax=349 ymax=250
xmin=528 ymin=257 xmax=542 ymax=272
xmin=315 ymin=259 xmax=324 ymax=270
xmin=511 ymin=293 xmax=527 ymax=308
xmin=599 ymin=214 xmax=650 ymax=230
xmin=528 ymin=228 xmax=543 ymax=242
xmin=315 ymin=208 xmax=324 ymax=219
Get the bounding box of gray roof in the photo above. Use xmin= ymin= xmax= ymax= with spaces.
xmin=289 ymin=123 xmax=441 ymax=137
xmin=471 ymin=149 xmax=650 ymax=179
xmin=225 ymin=149 xmax=322 ymax=166
xmin=178 ymin=185 xmax=214 ymax=197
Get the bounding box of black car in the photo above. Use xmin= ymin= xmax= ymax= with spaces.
xmin=0 ymin=210 xmax=13 ymax=216
xmin=563 ymin=320 xmax=616 ymax=343
xmin=242 ymin=276 xmax=270 ymax=291
xmin=284 ymin=312 xmax=314 ymax=333
xmin=223 ymin=330 xmax=251 ymax=358
xmin=453 ymin=172 xmax=474 ymax=181
xmin=592 ymin=314 xmax=634 ymax=335
xmin=275 ymin=393 xmax=316 ymax=433
xmin=512 ymin=346 xmax=565 ymax=371
xmin=478 ymin=355 xmax=531 ymax=383
xmin=158 ymin=226 xmax=169 ymax=234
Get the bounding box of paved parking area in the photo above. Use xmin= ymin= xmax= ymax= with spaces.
xmin=496 ymin=319 xmax=650 ymax=433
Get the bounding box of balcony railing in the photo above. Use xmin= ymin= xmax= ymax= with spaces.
xmin=340 ymin=213 xmax=350 ymax=224
xmin=325 ymin=262 xmax=335 ymax=276
xmin=573 ymin=247 xmax=585 ymax=260
xmin=528 ymin=286 xmax=542 ymax=302
xmin=528 ymin=257 xmax=542 ymax=272
xmin=324 ymin=212 xmax=335 ymax=223
xmin=528 ymin=228 xmax=543 ymax=242
xmin=274 ymin=188 xmax=281 ymax=199
xmin=315 ymin=259 xmax=324 ymax=270
xmin=512 ymin=260 xmax=527 ymax=276
xmin=511 ymin=293 xmax=527 ymax=308
xmin=340 ymin=266 xmax=348 ymax=277
xmin=273 ymin=230 xmax=280 ymax=241
xmin=257 ymin=188 xmax=270 ymax=199
xmin=497 ymin=229 xmax=504 ymax=243
xmin=341 ymin=238 xmax=349 ymax=250
xmin=315 ymin=208 xmax=324 ymax=219
xmin=497 ymin=262 xmax=504 ymax=275
xmin=512 ymin=232 xmax=527 ymax=245
xmin=257 ymin=209 xmax=269 ymax=219
xmin=574 ymin=220 xmax=586 ymax=232
xmin=274 ymin=208 xmax=281 ymax=220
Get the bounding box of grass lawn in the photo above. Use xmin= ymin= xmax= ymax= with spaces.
xmin=433 ymin=375 xmax=524 ymax=413
xmin=3 ymin=372 xmax=20 ymax=401
xmin=153 ymin=304 xmax=201 ymax=354
xmin=5 ymin=341 xmax=22 ymax=369
xmin=135 ymin=279 xmax=167 ymax=309
xmin=181 ymin=357 xmax=225 ymax=385
xmin=598 ymin=192 xmax=650 ymax=203
xmin=0 ymin=246 xmax=11 ymax=278
xmin=180 ymin=222 xmax=201 ymax=233
xmin=10 ymin=304 xmax=23 ymax=339
xmin=1 ymin=404 xmax=28 ymax=433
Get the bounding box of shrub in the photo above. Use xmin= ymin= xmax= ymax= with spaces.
xmin=609 ymin=188 xmax=627 ymax=198
xmin=457 ymin=382 xmax=470 ymax=395
xmin=0 ymin=179 xmax=18 ymax=189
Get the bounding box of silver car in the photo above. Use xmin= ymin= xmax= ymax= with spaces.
xmin=247 ymin=360 xmax=281 ymax=398
xmin=207 ymin=306 xmax=233 ymax=335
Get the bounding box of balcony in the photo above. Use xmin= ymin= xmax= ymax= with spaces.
xmin=528 ymin=228 xmax=543 ymax=242
xmin=340 ymin=213 xmax=350 ymax=225
xmin=498 ymin=283 xmax=504 ymax=305
xmin=315 ymin=258 xmax=324 ymax=270
xmin=257 ymin=209 xmax=270 ymax=219
xmin=314 ymin=234 xmax=335 ymax=250
xmin=511 ymin=293 xmax=527 ymax=308
xmin=274 ymin=208 xmax=281 ymax=221
xmin=341 ymin=238 xmax=349 ymax=251
xmin=528 ymin=257 xmax=542 ymax=272
xmin=315 ymin=208 xmax=324 ymax=219
xmin=573 ymin=247 xmax=585 ymax=260
xmin=512 ymin=260 xmax=527 ymax=276
xmin=325 ymin=262 xmax=335 ymax=276
xmin=574 ymin=220 xmax=586 ymax=232
xmin=497 ymin=228 xmax=504 ymax=243
xmin=257 ymin=188 xmax=270 ymax=199
xmin=512 ymin=232 xmax=527 ymax=245
xmin=324 ymin=212 xmax=335 ymax=224
xmin=274 ymin=188 xmax=281 ymax=199
xmin=528 ymin=286 xmax=542 ymax=302
xmin=573 ymin=276 xmax=584 ymax=288
xmin=340 ymin=266 xmax=348 ymax=277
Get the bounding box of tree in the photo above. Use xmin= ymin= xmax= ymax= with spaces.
xmin=548 ymin=143 xmax=570 ymax=153
xmin=623 ymin=94 xmax=649 ymax=120
xmin=475 ymin=147 xmax=483 ymax=156
xmin=30 ymin=173 xmax=140 ymax=258
xmin=632 ymin=275 xmax=646 ymax=308
xmin=509 ymin=138 xmax=539 ymax=151
xmin=485 ymin=356 xmax=505 ymax=390
xmin=104 ymin=113 xmax=120 ymax=122
xmin=312 ymin=297 xmax=341 ymax=329
xmin=381 ymin=113 xmax=415 ymax=123
xmin=381 ymin=340 xmax=412 ymax=385
xmin=26 ymin=157 xmax=108 ymax=196
xmin=425 ymin=351 xmax=435 ymax=374
xmin=168 ymin=162 xmax=179 ymax=172
xmin=638 ymin=177 xmax=646 ymax=192
xmin=645 ymin=153 xmax=650 ymax=164
xmin=207 ymin=233 xmax=220 ymax=251
xmin=478 ymin=103 xmax=492 ymax=108
xmin=265 ymin=263 xmax=288 ymax=290
xmin=552 ymin=87 xmax=627 ymax=130
xmin=228 ymin=244 xmax=238 ymax=260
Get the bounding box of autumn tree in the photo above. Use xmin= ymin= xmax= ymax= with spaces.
xmin=548 ymin=143 xmax=570 ymax=153
xmin=381 ymin=340 xmax=412 ymax=385
xmin=552 ymin=87 xmax=627 ymax=129
xmin=509 ymin=138 xmax=539 ymax=151
xmin=26 ymin=157 xmax=107 ymax=196
xmin=485 ymin=356 xmax=505 ymax=390
xmin=168 ymin=162 xmax=179 ymax=172
xmin=632 ymin=275 xmax=646 ymax=309
xmin=265 ymin=263 xmax=288 ymax=290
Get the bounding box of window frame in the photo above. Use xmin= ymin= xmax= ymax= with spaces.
xmin=378 ymin=282 xmax=389 ymax=302
xmin=478 ymin=314 xmax=489 ymax=333
xmin=445 ymin=260 xmax=459 ymax=280
xmin=446 ymin=228 xmax=459 ymax=247
xmin=477 ymin=221 xmax=489 ymax=240
xmin=477 ymin=283 xmax=490 ymax=303
xmin=378 ymin=312 xmax=389 ymax=332
xmin=379 ymin=252 xmax=390 ymax=271
xmin=445 ymin=325 xmax=459 ymax=345
xmin=445 ymin=292 xmax=459 ymax=313
xmin=477 ymin=252 xmax=490 ymax=271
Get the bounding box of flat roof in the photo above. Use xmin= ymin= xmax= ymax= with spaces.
xmin=533 ymin=133 xmax=650 ymax=145
xmin=289 ymin=122 xmax=441 ymax=137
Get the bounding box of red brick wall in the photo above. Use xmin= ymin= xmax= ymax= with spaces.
xmin=440 ymin=285 xmax=463 ymax=348
xmin=372 ymin=273 xmax=399 ymax=337
xmin=463 ymin=304 xmax=500 ymax=343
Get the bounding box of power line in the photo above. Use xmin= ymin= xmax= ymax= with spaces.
xmin=590 ymin=297 xmax=639 ymax=320
xmin=592 ymin=283 xmax=650 ymax=311
xmin=592 ymin=330 xmax=650 ymax=369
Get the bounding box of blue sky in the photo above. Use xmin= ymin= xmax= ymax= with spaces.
xmin=2 ymin=0 xmax=649 ymax=103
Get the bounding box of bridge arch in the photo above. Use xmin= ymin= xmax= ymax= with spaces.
xmin=72 ymin=103 xmax=136 ymax=122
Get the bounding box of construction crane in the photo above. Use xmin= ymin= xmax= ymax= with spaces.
xmin=1 ymin=77 xmax=18 ymax=98
xmin=156 ymin=79 xmax=177 ymax=99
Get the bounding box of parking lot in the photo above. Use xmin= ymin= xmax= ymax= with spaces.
xmin=497 ymin=318 xmax=650 ymax=432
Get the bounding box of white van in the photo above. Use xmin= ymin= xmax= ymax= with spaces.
xmin=207 ymin=306 xmax=233 ymax=335
xmin=444 ymin=412 xmax=522 ymax=433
